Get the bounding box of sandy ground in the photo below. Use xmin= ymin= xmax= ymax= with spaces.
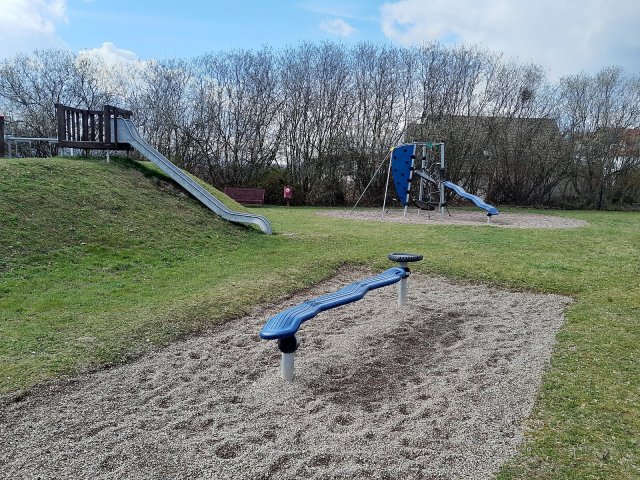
xmin=319 ymin=208 xmax=588 ymax=229
xmin=0 ymin=269 xmax=571 ymax=480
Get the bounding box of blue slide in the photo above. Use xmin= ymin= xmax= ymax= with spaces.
xmin=443 ymin=181 xmax=498 ymax=216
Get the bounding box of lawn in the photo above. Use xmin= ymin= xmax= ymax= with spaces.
xmin=1 ymin=156 xmax=639 ymax=478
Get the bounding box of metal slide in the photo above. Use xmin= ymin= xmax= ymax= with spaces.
xmin=116 ymin=118 xmax=273 ymax=234
xmin=442 ymin=181 xmax=499 ymax=216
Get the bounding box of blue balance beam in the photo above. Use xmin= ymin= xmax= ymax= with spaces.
xmin=259 ymin=267 xmax=408 ymax=340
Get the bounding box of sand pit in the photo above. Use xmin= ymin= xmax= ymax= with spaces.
xmin=319 ymin=208 xmax=588 ymax=229
xmin=0 ymin=270 xmax=571 ymax=479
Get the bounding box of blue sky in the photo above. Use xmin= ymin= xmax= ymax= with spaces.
xmin=1 ymin=0 xmax=639 ymax=79
xmin=58 ymin=1 xmax=389 ymax=57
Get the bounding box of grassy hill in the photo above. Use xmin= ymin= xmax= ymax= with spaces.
xmin=1 ymin=155 xmax=639 ymax=479
xmin=0 ymin=156 xmax=273 ymax=391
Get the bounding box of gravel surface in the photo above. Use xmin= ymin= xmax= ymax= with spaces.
xmin=319 ymin=208 xmax=588 ymax=228
xmin=0 ymin=270 xmax=570 ymax=479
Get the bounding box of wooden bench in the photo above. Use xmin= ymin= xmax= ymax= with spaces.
xmin=223 ymin=187 xmax=265 ymax=205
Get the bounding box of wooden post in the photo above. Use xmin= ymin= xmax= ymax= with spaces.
xmin=55 ymin=103 xmax=65 ymax=142
xmin=0 ymin=115 xmax=5 ymax=157
xmin=74 ymin=111 xmax=80 ymax=142
xmin=98 ymin=113 xmax=104 ymax=143
xmin=90 ymin=114 xmax=96 ymax=142
xmin=82 ymin=110 xmax=89 ymax=141
xmin=103 ymin=105 xmax=111 ymax=147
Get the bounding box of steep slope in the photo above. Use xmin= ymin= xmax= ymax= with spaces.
xmin=0 ymin=156 xmax=260 ymax=391
xmin=1 ymin=157 xmax=252 ymax=271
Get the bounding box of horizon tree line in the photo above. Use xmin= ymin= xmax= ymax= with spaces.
xmin=1 ymin=42 xmax=638 ymax=209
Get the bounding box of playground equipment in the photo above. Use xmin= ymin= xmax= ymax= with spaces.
xmin=260 ymin=253 xmax=423 ymax=381
xmin=0 ymin=114 xmax=58 ymax=158
xmin=383 ymin=142 xmax=498 ymax=223
xmin=53 ymin=104 xmax=272 ymax=234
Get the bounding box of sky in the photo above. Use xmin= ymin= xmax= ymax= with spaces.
xmin=1 ymin=0 xmax=639 ymax=79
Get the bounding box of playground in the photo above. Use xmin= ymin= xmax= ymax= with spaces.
xmin=319 ymin=208 xmax=589 ymax=229
xmin=1 ymin=267 xmax=569 ymax=479
xmin=1 ymin=105 xmax=639 ymax=479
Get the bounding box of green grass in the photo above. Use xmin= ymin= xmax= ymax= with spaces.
xmin=1 ymin=156 xmax=639 ymax=478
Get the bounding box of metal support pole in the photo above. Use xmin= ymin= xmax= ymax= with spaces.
xmin=281 ymin=353 xmax=295 ymax=381
xmin=278 ymin=335 xmax=299 ymax=382
xmin=0 ymin=115 xmax=5 ymax=158
xmin=353 ymin=153 xmax=389 ymax=213
xmin=388 ymin=253 xmax=423 ymax=306
xmin=398 ymin=261 xmax=408 ymax=306
xmin=439 ymin=144 xmax=446 ymax=219
xmin=381 ymin=153 xmax=393 ymax=219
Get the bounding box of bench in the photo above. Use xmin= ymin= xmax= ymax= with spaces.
xmin=223 ymin=187 xmax=265 ymax=205
xmin=260 ymin=253 xmax=423 ymax=380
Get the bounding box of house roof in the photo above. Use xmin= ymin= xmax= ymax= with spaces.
xmin=406 ymin=115 xmax=560 ymax=144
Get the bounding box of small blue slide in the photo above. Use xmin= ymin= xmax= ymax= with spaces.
xmin=443 ymin=181 xmax=498 ymax=216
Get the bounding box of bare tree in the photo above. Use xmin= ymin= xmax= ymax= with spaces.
xmin=480 ymin=61 xmax=567 ymax=204
xmin=1 ymin=44 xmax=638 ymax=208
xmin=192 ymin=48 xmax=281 ymax=187
xmin=559 ymin=67 xmax=640 ymax=208
xmin=0 ymin=50 xmax=79 ymax=137
xmin=278 ymin=42 xmax=352 ymax=204
xmin=344 ymin=43 xmax=416 ymax=203
xmin=412 ymin=44 xmax=493 ymax=193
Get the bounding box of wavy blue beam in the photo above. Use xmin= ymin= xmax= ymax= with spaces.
xmin=259 ymin=267 xmax=407 ymax=340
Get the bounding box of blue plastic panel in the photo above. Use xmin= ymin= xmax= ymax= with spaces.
xmin=259 ymin=267 xmax=408 ymax=340
xmin=443 ymin=181 xmax=499 ymax=216
xmin=391 ymin=144 xmax=416 ymax=206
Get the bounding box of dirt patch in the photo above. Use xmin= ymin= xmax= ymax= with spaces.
xmin=0 ymin=269 xmax=571 ymax=479
xmin=319 ymin=208 xmax=588 ymax=229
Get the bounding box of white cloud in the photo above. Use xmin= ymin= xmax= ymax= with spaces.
xmin=0 ymin=0 xmax=68 ymax=58
xmin=79 ymin=42 xmax=138 ymax=65
xmin=320 ymin=18 xmax=356 ymax=37
xmin=76 ymin=42 xmax=144 ymax=94
xmin=379 ymin=0 xmax=640 ymax=78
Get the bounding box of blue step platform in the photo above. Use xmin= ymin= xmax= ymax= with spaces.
xmin=259 ymin=267 xmax=408 ymax=340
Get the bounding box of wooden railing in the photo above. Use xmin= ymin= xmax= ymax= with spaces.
xmin=55 ymin=104 xmax=133 ymax=150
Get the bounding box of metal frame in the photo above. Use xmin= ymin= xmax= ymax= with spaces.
xmin=4 ymin=136 xmax=57 ymax=158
